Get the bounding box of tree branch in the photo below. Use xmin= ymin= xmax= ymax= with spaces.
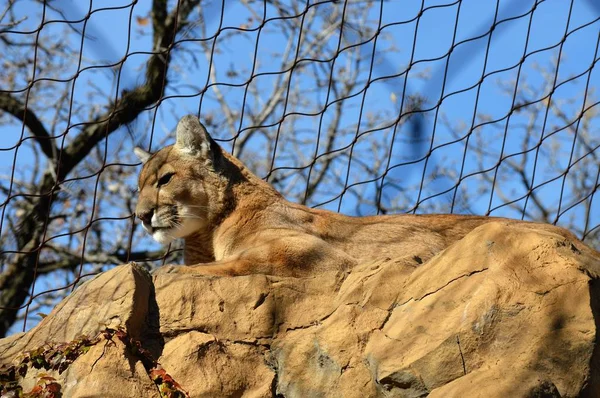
xmin=0 ymin=91 xmax=57 ymax=161
xmin=60 ymin=0 xmax=200 ymax=178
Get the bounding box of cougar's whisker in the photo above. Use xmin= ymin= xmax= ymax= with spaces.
xmin=182 ymin=204 xmax=211 ymax=209
xmin=178 ymin=215 xmax=205 ymax=220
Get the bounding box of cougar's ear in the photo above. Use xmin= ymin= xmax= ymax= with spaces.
xmin=134 ymin=147 xmax=152 ymax=163
xmin=175 ymin=115 xmax=220 ymax=163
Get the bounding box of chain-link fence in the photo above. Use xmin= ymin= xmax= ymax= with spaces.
xmin=0 ymin=0 xmax=598 ymax=337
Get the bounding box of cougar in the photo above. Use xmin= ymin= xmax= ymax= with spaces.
xmin=134 ymin=115 xmax=587 ymax=276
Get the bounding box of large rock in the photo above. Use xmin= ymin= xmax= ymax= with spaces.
xmin=1 ymin=222 xmax=599 ymax=397
xmin=0 ymin=264 xmax=158 ymax=398
xmin=0 ymin=263 xmax=154 ymax=362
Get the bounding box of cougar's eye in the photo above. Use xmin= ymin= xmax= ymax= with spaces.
xmin=157 ymin=172 xmax=174 ymax=187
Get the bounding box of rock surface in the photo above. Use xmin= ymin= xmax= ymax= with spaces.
xmin=1 ymin=221 xmax=600 ymax=397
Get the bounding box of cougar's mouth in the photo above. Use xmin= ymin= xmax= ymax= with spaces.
xmin=143 ymin=205 xmax=200 ymax=244
xmin=150 ymin=225 xmax=170 ymax=231
xmin=141 ymin=221 xmax=173 ymax=235
xmin=143 ymin=207 xmax=179 ymax=232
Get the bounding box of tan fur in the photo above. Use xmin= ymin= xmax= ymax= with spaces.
xmin=135 ymin=115 xmax=590 ymax=277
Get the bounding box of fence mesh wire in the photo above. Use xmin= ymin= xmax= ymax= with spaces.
xmin=0 ymin=0 xmax=598 ymax=336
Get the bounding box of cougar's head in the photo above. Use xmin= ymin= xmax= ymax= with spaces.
xmin=134 ymin=115 xmax=223 ymax=244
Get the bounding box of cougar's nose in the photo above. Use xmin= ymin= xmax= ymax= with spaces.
xmin=137 ymin=208 xmax=154 ymax=225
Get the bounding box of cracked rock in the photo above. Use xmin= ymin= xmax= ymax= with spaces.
xmin=1 ymin=222 xmax=600 ymax=397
